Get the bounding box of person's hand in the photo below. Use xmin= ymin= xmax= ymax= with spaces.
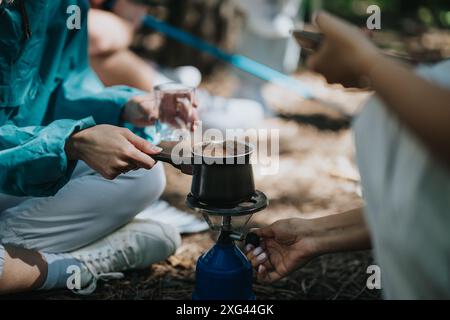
xmin=122 ymin=94 xmax=199 ymax=130
xmin=122 ymin=95 xmax=159 ymax=128
xmin=307 ymin=11 xmax=381 ymax=88
xmin=158 ymin=92 xmax=199 ymax=131
xmin=245 ymin=218 xmax=319 ymax=283
xmin=65 ymin=125 xmax=162 ymax=179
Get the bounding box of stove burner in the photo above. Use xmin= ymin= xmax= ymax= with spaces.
xmin=186 ymin=190 xmax=268 ymax=216
xmin=188 ymin=189 xmax=268 ymax=300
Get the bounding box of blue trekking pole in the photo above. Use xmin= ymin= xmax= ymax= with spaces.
xmin=141 ymin=15 xmax=314 ymax=99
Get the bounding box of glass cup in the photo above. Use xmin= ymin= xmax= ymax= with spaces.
xmin=153 ymin=83 xmax=196 ymax=142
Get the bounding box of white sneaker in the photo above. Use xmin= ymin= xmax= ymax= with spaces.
xmin=69 ymin=219 xmax=181 ymax=295
xmin=137 ymin=200 xmax=209 ymax=234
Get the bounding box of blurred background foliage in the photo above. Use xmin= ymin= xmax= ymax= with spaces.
xmin=305 ymin=0 xmax=450 ymax=31
xmin=137 ymin=0 xmax=450 ymax=74
xmin=306 ymin=0 xmax=450 ymax=63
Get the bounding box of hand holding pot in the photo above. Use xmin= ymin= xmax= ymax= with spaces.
xmin=65 ymin=125 xmax=162 ymax=180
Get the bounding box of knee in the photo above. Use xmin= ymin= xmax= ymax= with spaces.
xmin=127 ymin=162 xmax=166 ymax=213
xmin=90 ymin=163 xmax=166 ymax=234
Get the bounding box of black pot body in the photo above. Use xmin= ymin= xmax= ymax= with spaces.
xmin=190 ymin=154 xmax=255 ymax=206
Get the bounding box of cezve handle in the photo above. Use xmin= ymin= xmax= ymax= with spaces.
xmin=151 ymin=141 xmax=193 ymax=175
xmin=244 ymin=232 xmax=260 ymax=248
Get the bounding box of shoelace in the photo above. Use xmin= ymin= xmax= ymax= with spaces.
xmin=72 ymin=246 xmax=133 ymax=295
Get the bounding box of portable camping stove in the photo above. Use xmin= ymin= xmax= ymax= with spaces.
xmin=186 ymin=191 xmax=268 ymax=300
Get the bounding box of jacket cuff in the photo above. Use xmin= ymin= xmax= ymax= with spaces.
xmin=62 ymin=117 xmax=97 ymax=178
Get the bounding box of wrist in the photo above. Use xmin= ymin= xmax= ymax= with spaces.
xmin=290 ymin=218 xmax=330 ymax=258
xmin=298 ymin=216 xmax=349 ymax=256
xmin=303 ymin=208 xmax=370 ymax=255
xmin=65 ymin=131 xmax=84 ymax=161
xmin=120 ymin=104 xmax=128 ymax=122
xmin=121 ymin=98 xmax=136 ymax=123
xmin=359 ymin=48 xmax=385 ymax=79
xmin=351 ymin=49 xmax=384 ymax=88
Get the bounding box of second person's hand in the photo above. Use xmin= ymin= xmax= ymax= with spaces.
xmin=245 ymin=218 xmax=319 ymax=283
xmin=307 ymin=11 xmax=382 ymax=88
xmin=246 ymin=208 xmax=371 ymax=283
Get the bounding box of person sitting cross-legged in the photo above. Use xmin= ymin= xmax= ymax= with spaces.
xmin=0 ymin=0 xmax=199 ymax=295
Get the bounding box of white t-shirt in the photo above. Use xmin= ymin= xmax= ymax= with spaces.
xmin=353 ymin=60 xmax=450 ymax=299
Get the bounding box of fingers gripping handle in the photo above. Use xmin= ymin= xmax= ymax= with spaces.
xmin=245 ymin=232 xmax=260 ymax=248
xmin=150 ymin=141 xmax=193 ymax=175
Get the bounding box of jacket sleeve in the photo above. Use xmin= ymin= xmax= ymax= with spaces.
xmin=51 ymin=68 xmax=145 ymax=126
xmin=0 ymin=117 xmax=95 ymax=197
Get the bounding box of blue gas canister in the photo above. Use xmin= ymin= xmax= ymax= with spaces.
xmin=193 ymin=242 xmax=255 ymax=300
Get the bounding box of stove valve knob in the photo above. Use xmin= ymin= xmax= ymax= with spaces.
xmin=244 ymin=232 xmax=260 ymax=248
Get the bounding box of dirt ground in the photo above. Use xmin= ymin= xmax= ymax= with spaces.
xmin=4 ymin=72 xmax=383 ymax=300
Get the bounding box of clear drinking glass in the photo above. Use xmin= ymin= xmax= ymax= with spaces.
xmin=153 ymin=83 xmax=196 ymax=142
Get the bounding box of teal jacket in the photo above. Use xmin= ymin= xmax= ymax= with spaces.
xmin=0 ymin=0 xmax=141 ymax=196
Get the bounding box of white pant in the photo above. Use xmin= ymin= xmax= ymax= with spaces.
xmin=0 ymin=161 xmax=166 ymax=253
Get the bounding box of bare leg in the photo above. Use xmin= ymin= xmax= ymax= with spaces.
xmin=88 ymin=8 xmax=156 ymax=92
xmin=91 ymin=50 xmax=156 ymax=92
xmin=0 ymin=245 xmax=47 ymax=294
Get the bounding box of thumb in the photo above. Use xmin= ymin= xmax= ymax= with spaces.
xmin=314 ymin=11 xmax=355 ymax=40
xmin=254 ymin=225 xmax=275 ymax=239
xmin=125 ymin=131 xmax=162 ymax=155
